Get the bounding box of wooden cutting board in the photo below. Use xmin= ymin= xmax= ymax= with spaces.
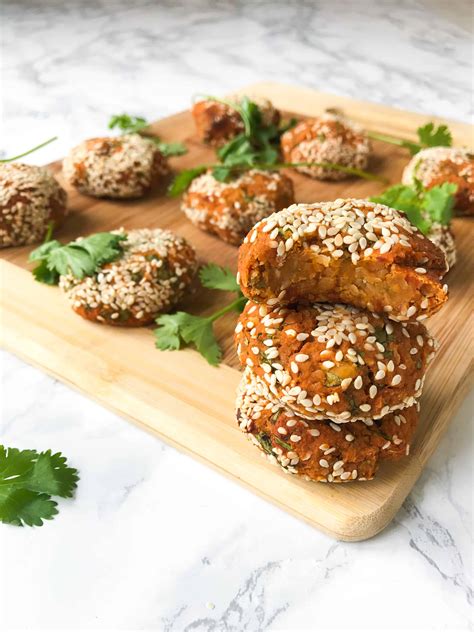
xmin=1 ymin=82 xmax=472 ymax=541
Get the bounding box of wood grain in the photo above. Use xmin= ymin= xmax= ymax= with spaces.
xmin=1 ymin=82 xmax=472 ymax=540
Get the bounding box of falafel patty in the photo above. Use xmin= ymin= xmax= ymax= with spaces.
xmin=235 ymin=301 xmax=435 ymax=422
xmin=192 ymin=97 xmax=280 ymax=147
xmin=181 ymin=169 xmax=295 ymax=245
xmin=238 ymin=199 xmax=448 ymax=322
xmin=0 ymin=163 xmax=68 ymax=248
xmin=402 ymin=147 xmax=474 ymax=216
xmin=59 ymin=228 xmax=197 ymax=326
xmin=237 ymin=368 xmax=418 ymax=482
xmin=63 ymin=134 xmax=169 ymax=199
xmin=280 ymin=113 xmax=370 ymax=180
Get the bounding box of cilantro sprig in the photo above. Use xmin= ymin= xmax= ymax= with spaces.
xmin=168 ymin=159 xmax=387 ymax=197
xmin=370 ymin=180 xmax=457 ymax=234
xmin=0 ymin=446 xmax=79 ymax=527
xmin=154 ymin=263 xmax=245 ymax=365
xmin=368 ymin=122 xmax=452 ymax=155
xmin=29 ymin=230 xmax=127 ymax=285
xmin=0 ymin=136 xmax=58 ymax=163
xmin=108 ymin=113 xmax=187 ymax=157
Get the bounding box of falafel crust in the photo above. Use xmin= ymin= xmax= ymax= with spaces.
xmin=402 ymin=147 xmax=474 ymax=216
xmin=280 ymin=113 xmax=370 ymax=180
xmin=181 ymin=170 xmax=295 ymax=245
xmin=59 ymin=228 xmax=197 ymax=326
xmin=192 ymin=97 xmax=280 ymax=147
xmin=237 ymin=368 xmax=418 ymax=482
xmin=0 ymin=163 xmax=68 ymax=248
xmin=235 ymin=301 xmax=436 ymax=422
xmin=62 ymin=134 xmax=169 ymax=199
xmin=238 ymin=199 xmax=448 ymax=322
xmin=428 ymin=223 xmax=456 ymax=271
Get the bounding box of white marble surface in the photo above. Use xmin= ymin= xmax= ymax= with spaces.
xmin=1 ymin=1 xmax=473 ymax=630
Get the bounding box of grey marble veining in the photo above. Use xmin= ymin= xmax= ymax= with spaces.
xmin=0 ymin=1 xmax=473 ymax=630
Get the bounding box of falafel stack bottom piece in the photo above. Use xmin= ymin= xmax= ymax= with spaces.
xmin=233 ymin=199 xmax=449 ymax=483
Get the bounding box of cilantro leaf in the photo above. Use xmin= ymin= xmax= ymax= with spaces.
xmin=199 ymin=263 xmax=240 ymax=293
xmin=422 ymin=182 xmax=457 ymax=225
xmin=168 ymin=166 xmax=208 ymax=196
xmin=0 ymin=488 xmax=58 ymax=527
xmin=371 ymin=181 xmax=456 ymax=234
xmin=108 ymin=114 xmax=187 ymax=157
xmin=155 ymin=312 xmax=221 ymax=365
xmin=108 ymin=114 xmax=148 ymax=134
xmin=29 ymin=232 xmax=127 ymax=284
xmin=150 ymin=138 xmax=187 ymax=157
xmin=0 ymin=446 xmax=78 ymax=527
xmin=417 ymin=123 xmax=452 ymax=151
xmin=154 ymin=261 xmax=245 ymax=365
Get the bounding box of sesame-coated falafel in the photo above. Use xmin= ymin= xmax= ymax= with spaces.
xmin=59 ymin=228 xmax=196 ymax=326
xmin=192 ymin=97 xmax=280 ymax=147
xmin=235 ymin=301 xmax=435 ymax=422
xmin=237 ymin=368 xmax=418 ymax=483
xmin=402 ymin=147 xmax=474 ymax=216
xmin=238 ymin=199 xmax=448 ymax=322
xmin=181 ymin=169 xmax=295 ymax=246
xmin=280 ymin=113 xmax=370 ymax=180
xmin=63 ymin=134 xmax=169 ymax=199
xmin=427 ymin=223 xmax=456 ymax=270
xmin=0 ymin=163 xmax=68 ymax=248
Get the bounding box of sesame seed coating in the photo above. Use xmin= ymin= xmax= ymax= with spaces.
xmin=281 ymin=113 xmax=370 ymax=180
xmin=59 ymin=228 xmax=197 ymax=326
xmin=181 ymin=169 xmax=295 ymax=246
xmin=192 ymin=97 xmax=280 ymax=147
xmin=236 ymin=368 xmax=418 ymax=483
xmin=238 ymin=199 xmax=447 ymax=321
xmin=63 ymin=134 xmax=169 ymax=199
xmin=235 ymin=301 xmax=434 ymax=421
xmin=0 ymin=163 xmax=68 ymax=248
xmin=402 ymin=147 xmax=474 ymax=216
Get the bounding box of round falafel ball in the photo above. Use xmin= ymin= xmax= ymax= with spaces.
xmin=238 ymin=199 xmax=448 ymax=322
xmin=192 ymin=97 xmax=280 ymax=147
xmin=402 ymin=147 xmax=474 ymax=216
xmin=59 ymin=228 xmax=197 ymax=326
xmin=181 ymin=169 xmax=295 ymax=245
xmin=235 ymin=301 xmax=436 ymax=422
xmin=281 ymin=113 xmax=371 ymax=180
xmin=427 ymin=223 xmax=456 ymax=270
xmin=0 ymin=163 xmax=68 ymax=248
xmin=63 ymin=134 xmax=169 ymax=199
xmin=237 ymin=368 xmax=419 ymax=482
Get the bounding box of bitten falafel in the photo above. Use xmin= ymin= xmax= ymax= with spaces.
xmin=235 ymin=301 xmax=436 ymax=422
xmin=280 ymin=113 xmax=370 ymax=180
xmin=237 ymin=368 xmax=418 ymax=482
xmin=192 ymin=97 xmax=280 ymax=146
xmin=0 ymin=163 xmax=68 ymax=248
xmin=428 ymin=223 xmax=456 ymax=270
xmin=59 ymin=228 xmax=196 ymax=326
xmin=238 ymin=199 xmax=448 ymax=322
xmin=402 ymin=147 xmax=474 ymax=216
xmin=63 ymin=134 xmax=169 ymax=199
xmin=181 ymin=169 xmax=295 ymax=245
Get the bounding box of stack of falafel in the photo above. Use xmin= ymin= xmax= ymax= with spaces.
xmin=234 ymin=198 xmax=448 ymax=483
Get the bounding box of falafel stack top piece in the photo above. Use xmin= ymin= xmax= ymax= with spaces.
xmin=234 ymin=198 xmax=448 ymax=484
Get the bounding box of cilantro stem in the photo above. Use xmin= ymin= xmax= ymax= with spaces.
xmin=232 ymin=161 xmax=388 ymax=183
xmin=0 ymin=136 xmax=58 ymax=163
xmin=207 ymin=296 xmax=246 ymax=322
xmin=367 ymin=130 xmax=409 ymax=147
